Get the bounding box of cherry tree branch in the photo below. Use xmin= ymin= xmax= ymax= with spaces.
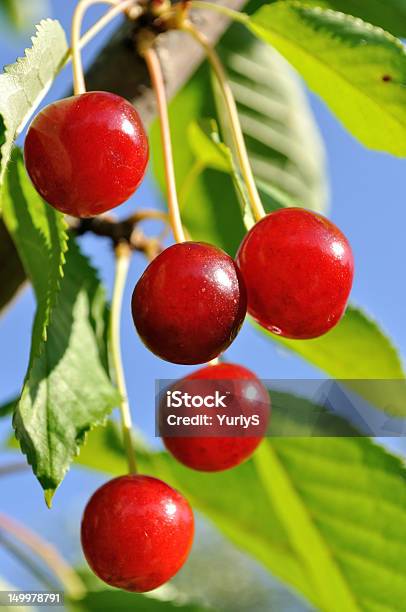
xmin=0 ymin=462 xmax=28 ymax=477
xmin=85 ymin=0 xmax=246 ymax=125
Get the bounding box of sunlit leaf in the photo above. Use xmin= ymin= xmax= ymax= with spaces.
xmin=246 ymin=2 xmax=406 ymax=156
xmin=0 ymin=19 xmax=68 ymax=197
xmin=256 ymin=306 xmax=406 ymax=417
xmin=2 ymin=152 xmax=119 ymax=501
xmin=302 ymin=0 xmax=406 ymax=38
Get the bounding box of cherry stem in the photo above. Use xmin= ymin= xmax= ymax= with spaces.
xmin=127 ymin=209 xmax=169 ymax=224
xmin=190 ymin=0 xmax=248 ymax=23
xmin=71 ymin=0 xmax=137 ymax=96
xmin=110 ymin=243 xmax=137 ymax=474
xmin=142 ymin=46 xmax=186 ymax=243
xmin=77 ymin=0 xmax=142 ymax=52
xmin=0 ymin=513 xmax=86 ymax=599
xmin=182 ymin=21 xmax=266 ymax=222
xmin=71 ymin=209 xmax=168 ymax=256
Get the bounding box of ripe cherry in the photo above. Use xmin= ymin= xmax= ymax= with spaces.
xmin=237 ymin=208 xmax=354 ymax=339
xmin=162 ymin=363 xmax=270 ymax=471
xmin=81 ymin=475 xmax=194 ymax=592
xmin=131 ymin=242 xmax=247 ymax=364
xmin=24 ymin=91 xmax=149 ymax=217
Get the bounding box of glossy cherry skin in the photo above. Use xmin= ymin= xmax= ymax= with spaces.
xmin=131 ymin=242 xmax=247 ymax=365
xmin=162 ymin=363 xmax=270 ymax=471
xmin=237 ymin=208 xmax=354 ymax=339
xmin=24 ymin=91 xmax=149 ymax=217
xmin=81 ymin=475 xmax=194 ymax=593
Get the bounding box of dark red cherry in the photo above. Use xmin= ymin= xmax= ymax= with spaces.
xmin=24 ymin=91 xmax=149 ymax=217
xmin=131 ymin=242 xmax=247 ymax=364
xmin=81 ymin=475 xmax=194 ymax=592
xmin=237 ymin=208 xmax=354 ymax=339
xmin=162 ymin=363 xmax=270 ymax=471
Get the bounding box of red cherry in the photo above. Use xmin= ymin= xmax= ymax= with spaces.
xmin=81 ymin=475 xmax=194 ymax=592
xmin=162 ymin=363 xmax=270 ymax=471
xmin=131 ymin=242 xmax=247 ymax=364
xmin=24 ymin=91 xmax=149 ymax=217
xmin=237 ymin=208 xmax=354 ymax=339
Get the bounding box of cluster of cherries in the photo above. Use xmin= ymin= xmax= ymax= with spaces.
xmin=24 ymin=91 xmax=354 ymax=592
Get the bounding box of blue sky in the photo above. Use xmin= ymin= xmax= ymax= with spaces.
xmin=0 ymin=0 xmax=405 ymax=594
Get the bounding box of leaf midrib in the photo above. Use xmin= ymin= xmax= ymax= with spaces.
xmin=253 ymin=440 xmax=361 ymax=612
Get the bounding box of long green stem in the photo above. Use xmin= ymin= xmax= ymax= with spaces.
xmin=142 ymin=46 xmax=186 ymax=243
xmin=191 ymin=0 xmax=248 ymax=23
xmin=71 ymin=0 xmax=137 ymax=95
xmin=182 ymin=21 xmax=266 ymax=222
xmin=110 ymin=243 xmax=137 ymax=474
xmin=77 ymin=0 xmax=141 ymax=52
xmin=0 ymin=514 xmax=85 ymax=599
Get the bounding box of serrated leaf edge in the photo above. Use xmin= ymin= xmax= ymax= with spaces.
xmin=250 ymin=2 xmax=406 ymax=154
xmin=0 ymin=19 xmax=68 ymax=186
xmin=13 ymin=242 xmax=120 ymax=501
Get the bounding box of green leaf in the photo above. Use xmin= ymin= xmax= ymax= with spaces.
xmin=14 ymin=239 xmax=119 ymax=501
xmin=2 ymin=150 xmax=119 ymax=500
xmin=254 ymin=438 xmax=406 ymax=611
xmin=0 ymin=0 xmax=20 ymax=28
xmin=151 ymin=19 xmax=327 ymax=253
xmin=2 ymin=149 xmax=67 ymax=354
xmin=0 ymin=0 xmax=49 ymax=31
xmin=0 ymin=217 xmax=26 ymax=316
xmin=246 ymin=2 xmax=406 ymax=156
xmin=302 ymin=0 xmax=406 ymax=39
xmin=76 ymin=419 xmax=406 ymax=612
xmin=253 ymin=443 xmax=358 ymax=611
xmin=70 ymin=589 xmax=213 ymax=612
xmin=188 ymin=120 xmax=255 ymax=229
xmin=269 ymin=389 xmax=360 ymax=437
xmin=255 ymin=306 xmax=406 ymax=417
xmin=0 ymin=19 xmax=68 ymax=195
xmin=188 ymin=121 xmax=231 ymax=173
xmin=72 ymin=565 xmax=214 ymax=610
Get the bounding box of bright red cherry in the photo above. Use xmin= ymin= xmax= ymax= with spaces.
xmin=131 ymin=242 xmax=247 ymax=364
xmin=81 ymin=475 xmax=194 ymax=592
xmin=24 ymin=91 xmax=149 ymax=217
xmin=237 ymin=208 xmax=354 ymax=339
xmin=162 ymin=363 xmax=270 ymax=471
